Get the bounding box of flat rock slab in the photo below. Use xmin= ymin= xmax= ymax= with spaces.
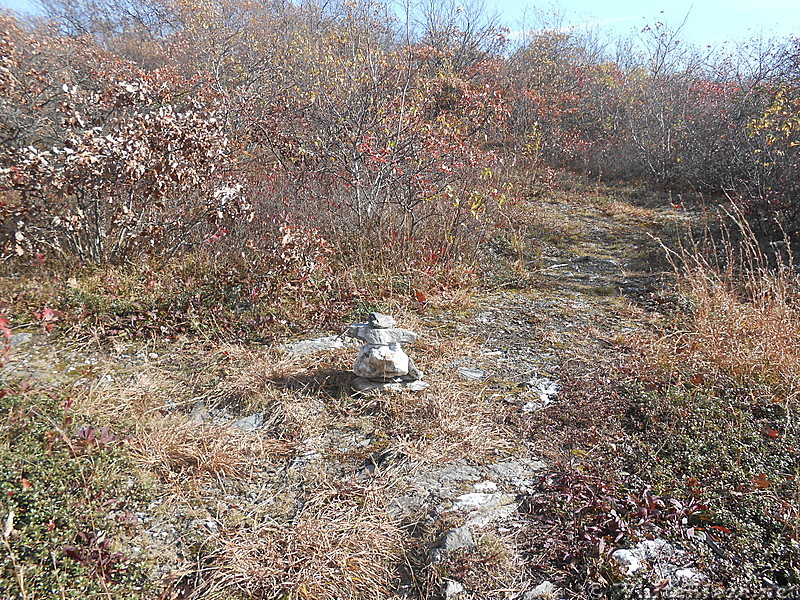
xmin=347 ymin=325 xmax=418 ymax=345
xmin=10 ymin=332 xmax=35 ymax=347
xmin=286 ymin=335 xmax=358 ymax=355
xmin=351 ymin=377 xmax=429 ymax=394
xmin=231 ymin=413 xmax=264 ymax=431
xmin=458 ymin=366 xmax=488 ymax=380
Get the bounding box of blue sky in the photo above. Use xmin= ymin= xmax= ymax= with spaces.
xmin=1 ymin=0 xmax=798 ymax=48
xmin=499 ymin=0 xmax=799 ymax=48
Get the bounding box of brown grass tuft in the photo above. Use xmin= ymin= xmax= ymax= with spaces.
xmin=131 ymin=416 xmax=295 ymax=481
xmin=200 ymin=482 xmax=402 ymax=600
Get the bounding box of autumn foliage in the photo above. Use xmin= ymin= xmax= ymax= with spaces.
xmin=1 ymin=1 xmax=800 ymax=271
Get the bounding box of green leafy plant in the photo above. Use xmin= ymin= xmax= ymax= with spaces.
xmin=0 ymin=383 xmax=154 ymax=598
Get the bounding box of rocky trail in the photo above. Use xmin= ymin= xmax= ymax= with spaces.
xmin=1 ymin=191 xmax=694 ymax=599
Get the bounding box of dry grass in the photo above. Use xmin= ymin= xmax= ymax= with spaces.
xmin=380 ymin=382 xmax=517 ymax=463
xmin=3 ymin=298 xmax=533 ymax=598
xmin=130 ymin=416 xmax=295 ymax=482
xmin=70 ymin=367 xmax=195 ymax=423
xmin=647 ymin=206 xmax=800 ymax=398
xmin=663 ymin=271 xmax=800 ymax=395
xmin=200 ymin=481 xmax=402 ymax=600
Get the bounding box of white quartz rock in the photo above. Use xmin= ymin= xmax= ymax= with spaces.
xmin=353 ymin=343 xmax=410 ymax=379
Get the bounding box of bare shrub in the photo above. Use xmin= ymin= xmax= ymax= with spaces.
xmin=0 ymin=15 xmax=245 ymax=264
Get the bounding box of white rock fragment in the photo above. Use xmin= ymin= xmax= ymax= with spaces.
xmin=481 ymin=349 xmax=504 ymax=357
xmin=473 ymin=480 xmax=498 ymax=493
xmin=458 ymin=367 xmax=488 ymax=380
xmin=444 ymin=579 xmax=468 ymax=599
xmin=612 ymin=538 xmax=706 ymax=585
xmin=523 ymin=377 xmax=559 ymax=412
xmin=351 ymin=378 xmax=429 ymax=393
xmin=673 ymin=568 xmax=706 ymax=583
xmin=452 ymin=492 xmax=497 ymax=511
xmin=612 ymin=548 xmax=643 ymax=575
xmin=449 ymin=492 xmax=518 ymax=528
xmin=525 ymin=580 xmax=558 ymax=599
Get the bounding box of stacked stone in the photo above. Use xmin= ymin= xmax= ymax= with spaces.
xmin=348 ymin=312 xmax=428 ymax=393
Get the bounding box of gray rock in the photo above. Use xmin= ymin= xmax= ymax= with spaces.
xmin=367 ymin=312 xmax=396 ymax=329
xmin=351 ymin=377 xmax=429 ymax=394
xmin=524 ymin=580 xmax=557 ymax=599
xmin=347 ymin=325 xmax=418 ymax=345
xmin=353 ymin=344 xmax=410 ymax=379
xmin=407 ymin=357 xmax=423 ymax=380
xmin=487 ymin=459 xmax=546 ymax=482
xmin=413 ymin=464 xmax=484 ymax=495
xmin=439 ymin=526 xmax=475 ymax=552
xmin=189 ymin=402 xmax=211 ymax=424
xmin=231 ymin=413 xmax=264 ymax=431
xmin=429 ymin=525 xmax=476 ymax=563
xmin=458 ymin=367 xmax=487 ymax=380
xmin=387 ymin=494 xmax=425 ymax=517
xmin=9 ymin=333 xmax=33 ymax=347
xmin=287 ymin=335 xmax=355 ymax=354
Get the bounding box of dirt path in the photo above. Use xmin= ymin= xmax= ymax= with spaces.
xmin=382 ymin=191 xmax=689 ymax=597
xmin=446 ymin=193 xmax=680 ymax=383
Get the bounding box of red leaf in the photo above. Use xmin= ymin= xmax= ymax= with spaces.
xmin=413 ymin=288 xmax=427 ymax=304
xmin=21 ymin=478 xmax=32 ymax=491
xmin=753 ymin=474 xmax=771 ymax=489
xmin=710 ymin=525 xmax=732 ymax=534
xmin=761 ymin=425 xmax=781 ymax=438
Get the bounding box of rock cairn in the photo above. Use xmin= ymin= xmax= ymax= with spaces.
xmin=348 ymin=312 xmax=428 ymax=393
